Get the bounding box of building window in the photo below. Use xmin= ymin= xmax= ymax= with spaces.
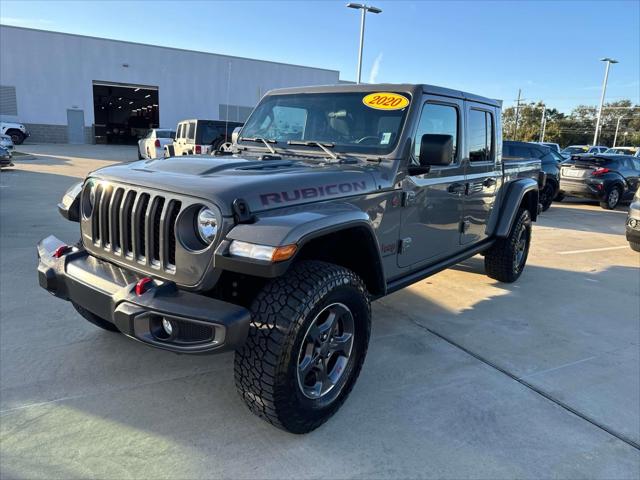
xmin=0 ymin=86 xmax=18 ymax=116
xmin=219 ymin=104 xmax=254 ymax=123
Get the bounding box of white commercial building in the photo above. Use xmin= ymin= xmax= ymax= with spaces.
xmin=0 ymin=25 xmax=341 ymax=144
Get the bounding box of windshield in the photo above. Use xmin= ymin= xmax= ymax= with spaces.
xmin=605 ymin=148 xmax=632 ymax=154
xmin=563 ymin=146 xmax=588 ymax=154
xmin=239 ymin=92 xmax=411 ymax=155
xmin=549 ymin=149 xmax=564 ymax=162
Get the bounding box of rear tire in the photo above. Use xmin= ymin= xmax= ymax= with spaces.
xmin=72 ymin=302 xmax=119 ymax=332
xmin=8 ymin=130 xmax=25 ymax=145
xmin=137 ymin=148 xmax=143 ymax=160
xmin=600 ymin=186 xmax=621 ymax=210
xmin=554 ymin=192 xmax=565 ymax=202
xmin=234 ymin=260 xmax=371 ymax=434
xmin=484 ymin=208 xmax=532 ymax=283
xmin=630 ymin=242 xmax=640 ymax=252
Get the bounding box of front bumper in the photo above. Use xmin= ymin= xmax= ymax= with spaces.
xmin=37 ymin=235 xmax=250 ymax=354
xmin=626 ymin=216 xmax=640 ymax=244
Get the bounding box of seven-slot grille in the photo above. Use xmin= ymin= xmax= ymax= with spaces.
xmin=90 ymin=183 xmax=182 ymax=271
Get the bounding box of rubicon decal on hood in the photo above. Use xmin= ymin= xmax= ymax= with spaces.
xmin=260 ymin=181 xmax=368 ymax=206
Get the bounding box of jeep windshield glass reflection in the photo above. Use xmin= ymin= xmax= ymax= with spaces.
xmin=239 ymin=92 xmax=411 ymax=156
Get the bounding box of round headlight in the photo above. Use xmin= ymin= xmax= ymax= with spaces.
xmin=196 ymin=207 xmax=218 ymax=244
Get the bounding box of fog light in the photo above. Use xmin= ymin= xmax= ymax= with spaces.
xmin=162 ymin=318 xmax=174 ymax=336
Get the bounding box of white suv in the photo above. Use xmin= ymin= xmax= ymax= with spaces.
xmin=0 ymin=122 xmax=30 ymax=145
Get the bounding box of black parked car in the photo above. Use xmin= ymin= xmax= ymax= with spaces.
xmin=503 ymin=141 xmax=562 ymax=211
xmin=559 ymin=155 xmax=640 ymax=209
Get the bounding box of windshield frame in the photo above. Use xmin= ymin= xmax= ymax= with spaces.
xmin=237 ymin=91 xmax=413 ymax=158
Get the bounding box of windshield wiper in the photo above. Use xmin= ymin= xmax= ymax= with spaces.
xmin=287 ymin=140 xmax=338 ymax=160
xmin=240 ymin=137 xmax=277 ymax=154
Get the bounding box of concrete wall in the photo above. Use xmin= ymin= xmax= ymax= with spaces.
xmin=0 ymin=26 xmax=340 ymax=142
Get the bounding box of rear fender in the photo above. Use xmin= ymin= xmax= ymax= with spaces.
xmin=495 ymin=178 xmax=539 ymax=237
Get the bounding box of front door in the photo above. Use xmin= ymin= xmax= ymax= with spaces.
xmin=398 ymin=99 xmax=465 ymax=268
xmin=462 ymin=106 xmax=500 ymax=244
xmin=67 ymin=109 xmax=85 ymax=144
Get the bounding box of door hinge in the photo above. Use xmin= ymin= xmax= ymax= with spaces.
xmin=401 ymin=191 xmax=417 ymax=207
xmin=399 ymin=237 xmax=412 ymax=253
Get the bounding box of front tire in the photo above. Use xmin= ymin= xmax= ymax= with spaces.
xmin=600 ymin=186 xmax=621 ymax=210
xmin=484 ymin=208 xmax=532 ymax=283
xmin=630 ymin=242 xmax=640 ymax=252
xmin=72 ymin=302 xmax=119 ymax=332
xmin=234 ymin=260 xmax=371 ymax=434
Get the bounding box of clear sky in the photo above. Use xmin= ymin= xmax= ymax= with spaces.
xmin=1 ymin=0 xmax=638 ymax=113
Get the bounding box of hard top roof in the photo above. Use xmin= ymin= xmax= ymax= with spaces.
xmin=265 ymin=83 xmax=502 ymax=107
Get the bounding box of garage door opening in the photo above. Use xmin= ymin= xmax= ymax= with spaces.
xmin=93 ymin=82 xmax=159 ymax=144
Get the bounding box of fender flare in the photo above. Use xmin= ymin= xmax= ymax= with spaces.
xmin=57 ymin=181 xmax=83 ymax=222
xmin=215 ymin=204 xmax=386 ymax=294
xmin=495 ymin=178 xmax=539 ymax=237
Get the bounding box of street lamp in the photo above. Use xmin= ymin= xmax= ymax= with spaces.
xmin=346 ymin=3 xmax=382 ymax=84
xmin=613 ymin=116 xmax=625 ymax=147
xmin=593 ymin=57 xmax=618 ymax=146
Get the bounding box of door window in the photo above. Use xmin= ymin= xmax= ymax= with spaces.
xmin=469 ymin=110 xmax=494 ymax=162
xmin=412 ymin=103 xmax=458 ymax=165
xmin=187 ymin=122 xmax=196 ymax=141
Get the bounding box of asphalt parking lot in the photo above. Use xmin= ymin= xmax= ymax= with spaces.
xmin=1 ymin=145 xmax=639 ymax=479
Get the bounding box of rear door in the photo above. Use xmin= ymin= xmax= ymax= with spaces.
xmin=397 ymin=97 xmax=465 ymax=268
xmin=461 ymin=105 xmax=500 ymax=245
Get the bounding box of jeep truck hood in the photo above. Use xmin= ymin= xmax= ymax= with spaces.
xmin=89 ymin=156 xmax=379 ymax=216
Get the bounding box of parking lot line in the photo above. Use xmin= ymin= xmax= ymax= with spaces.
xmin=558 ymin=245 xmax=629 ymax=255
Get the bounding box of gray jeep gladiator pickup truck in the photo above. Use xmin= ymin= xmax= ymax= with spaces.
xmin=38 ymin=84 xmax=540 ymax=433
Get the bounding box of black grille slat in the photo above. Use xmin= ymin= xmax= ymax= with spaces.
xmin=109 ymin=188 xmax=124 ymax=252
xmin=151 ymin=197 xmax=165 ymax=263
xmin=98 ymin=186 xmax=113 ymax=248
xmin=133 ymin=193 xmax=150 ymax=261
xmin=91 ymin=185 xmax=103 ymax=243
xmin=166 ymin=201 xmax=181 ymax=267
xmin=88 ymin=185 xmax=180 ymax=274
xmin=122 ymin=190 xmax=136 ymax=256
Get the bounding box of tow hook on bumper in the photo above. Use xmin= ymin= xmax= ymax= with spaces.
xmin=37 ymin=235 xmax=251 ymax=354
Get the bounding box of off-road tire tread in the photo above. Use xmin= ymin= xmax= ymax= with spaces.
xmin=234 ymin=260 xmax=370 ymax=433
xmin=72 ymin=302 xmax=119 ymax=332
xmin=630 ymin=241 xmax=640 ymax=252
xmin=484 ymin=208 xmax=531 ymax=283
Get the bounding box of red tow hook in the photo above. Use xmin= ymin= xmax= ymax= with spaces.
xmin=52 ymin=245 xmax=72 ymax=258
xmin=135 ymin=277 xmax=154 ymax=296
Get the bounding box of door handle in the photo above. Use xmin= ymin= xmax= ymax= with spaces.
xmin=447 ymin=182 xmax=467 ymax=195
xmin=483 ymin=177 xmax=497 ymax=187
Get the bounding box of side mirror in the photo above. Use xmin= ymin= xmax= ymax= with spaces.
xmin=231 ymin=126 xmax=242 ymax=145
xmin=419 ymin=134 xmax=454 ymax=167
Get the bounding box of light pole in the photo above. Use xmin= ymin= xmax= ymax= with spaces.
xmin=346 ymin=3 xmax=382 ymax=84
xmin=593 ymin=57 xmax=618 ymax=146
xmin=539 ymin=104 xmax=546 ymax=142
xmin=613 ymin=116 xmax=625 ymax=147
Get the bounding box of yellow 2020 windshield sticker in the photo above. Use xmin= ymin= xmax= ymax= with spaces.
xmin=363 ymin=92 xmax=410 ymax=110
